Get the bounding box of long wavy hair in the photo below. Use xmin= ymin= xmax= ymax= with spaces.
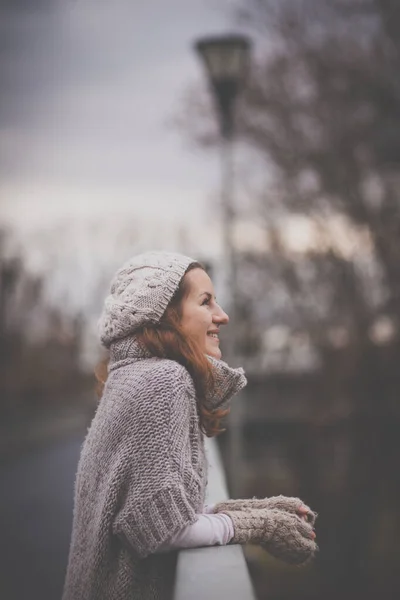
xmin=95 ymin=262 xmax=230 ymax=437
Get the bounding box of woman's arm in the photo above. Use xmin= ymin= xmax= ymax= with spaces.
xmin=112 ymin=362 xmax=202 ymax=558
xmin=155 ymin=512 xmax=234 ymax=553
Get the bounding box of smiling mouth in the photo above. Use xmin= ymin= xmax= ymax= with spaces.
xmin=207 ymin=332 xmax=219 ymax=340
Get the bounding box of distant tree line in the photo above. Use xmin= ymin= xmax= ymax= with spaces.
xmin=0 ymin=228 xmax=92 ymax=417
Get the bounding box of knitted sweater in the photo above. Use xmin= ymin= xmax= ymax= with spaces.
xmin=62 ymin=336 xmax=246 ymax=600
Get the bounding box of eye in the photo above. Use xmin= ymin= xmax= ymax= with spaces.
xmin=201 ymin=297 xmax=211 ymax=306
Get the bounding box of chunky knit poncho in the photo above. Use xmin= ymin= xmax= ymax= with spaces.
xmin=62 ymin=336 xmax=247 ymax=600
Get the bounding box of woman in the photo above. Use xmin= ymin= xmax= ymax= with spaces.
xmin=62 ymin=251 xmax=318 ymax=600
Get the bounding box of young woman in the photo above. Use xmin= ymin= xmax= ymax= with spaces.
xmin=62 ymin=251 xmax=318 ymax=600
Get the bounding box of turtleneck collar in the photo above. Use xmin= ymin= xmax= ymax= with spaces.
xmin=108 ymin=335 xmax=247 ymax=409
xmin=109 ymin=335 xmax=151 ymax=363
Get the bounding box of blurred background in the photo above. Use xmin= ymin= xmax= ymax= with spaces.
xmin=1 ymin=1 xmax=400 ymax=599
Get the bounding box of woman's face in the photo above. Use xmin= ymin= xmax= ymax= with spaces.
xmin=179 ymin=268 xmax=229 ymax=360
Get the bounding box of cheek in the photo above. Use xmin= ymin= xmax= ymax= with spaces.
xmin=193 ymin=310 xmax=212 ymax=338
xmin=202 ymin=310 xmax=213 ymax=329
xmin=181 ymin=305 xmax=212 ymax=339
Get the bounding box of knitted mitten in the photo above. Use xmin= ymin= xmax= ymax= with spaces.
xmin=215 ymin=495 xmax=318 ymax=527
xmin=221 ymin=507 xmax=318 ymax=565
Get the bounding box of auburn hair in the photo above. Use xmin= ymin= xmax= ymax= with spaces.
xmin=95 ymin=262 xmax=230 ymax=437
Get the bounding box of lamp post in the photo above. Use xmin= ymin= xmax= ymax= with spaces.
xmin=194 ymin=34 xmax=251 ymax=358
xmin=194 ymin=34 xmax=252 ymax=495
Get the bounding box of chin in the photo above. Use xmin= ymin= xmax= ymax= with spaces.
xmin=207 ymin=347 xmax=222 ymax=360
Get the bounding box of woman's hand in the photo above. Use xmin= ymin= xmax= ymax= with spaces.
xmin=219 ymin=506 xmax=318 ymax=565
xmin=214 ymin=495 xmax=318 ymax=534
xmin=297 ymin=505 xmax=316 ymax=538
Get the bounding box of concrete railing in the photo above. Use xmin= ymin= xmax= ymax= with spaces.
xmin=173 ymin=437 xmax=257 ymax=600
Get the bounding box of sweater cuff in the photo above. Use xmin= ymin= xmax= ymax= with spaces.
xmin=113 ymin=483 xmax=197 ymax=558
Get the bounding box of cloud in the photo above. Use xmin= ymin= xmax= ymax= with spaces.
xmin=0 ymin=0 xmax=232 ymax=235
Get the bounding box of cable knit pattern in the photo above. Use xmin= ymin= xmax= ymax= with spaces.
xmin=62 ymin=336 xmax=247 ymax=600
xmin=98 ymin=251 xmax=195 ymax=347
xmin=215 ymin=495 xmax=318 ymax=527
xmin=221 ymin=507 xmax=318 ymax=566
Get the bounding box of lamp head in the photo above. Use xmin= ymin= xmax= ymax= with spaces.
xmin=195 ymin=34 xmax=252 ymax=138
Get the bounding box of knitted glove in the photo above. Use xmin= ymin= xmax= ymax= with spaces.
xmin=220 ymin=507 xmax=318 ymax=565
xmin=215 ymin=495 xmax=318 ymax=527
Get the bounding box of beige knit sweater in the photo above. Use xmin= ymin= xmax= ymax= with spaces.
xmin=62 ymin=336 xmax=246 ymax=600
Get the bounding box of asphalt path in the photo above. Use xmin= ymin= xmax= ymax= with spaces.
xmin=0 ymin=434 xmax=84 ymax=600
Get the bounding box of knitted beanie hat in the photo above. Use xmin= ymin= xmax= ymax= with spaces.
xmin=98 ymin=250 xmax=196 ymax=348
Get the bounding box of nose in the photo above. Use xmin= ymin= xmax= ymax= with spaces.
xmin=213 ymin=305 xmax=229 ymax=325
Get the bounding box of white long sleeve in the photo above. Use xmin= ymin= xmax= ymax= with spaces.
xmin=155 ymin=512 xmax=234 ymax=553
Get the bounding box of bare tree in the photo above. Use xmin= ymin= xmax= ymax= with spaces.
xmin=181 ymin=0 xmax=400 ymax=361
xmin=180 ymin=2 xmax=400 ymax=596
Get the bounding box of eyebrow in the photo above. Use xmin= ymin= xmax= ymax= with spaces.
xmin=199 ymin=291 xmax=216 ymax=300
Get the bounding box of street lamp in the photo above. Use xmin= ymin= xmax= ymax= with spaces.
xmin=195 ymin=35 xmax=251 ymax=139
xmin=194 ymin=34 xmax=252 ymax=496
xmin=194 ymin=34 xmax=251 ymax=363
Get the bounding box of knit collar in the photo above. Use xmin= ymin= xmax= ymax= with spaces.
xmin=204 ymin=355 xmax=247 ymax=409
xmin=109 ymin=335 xmax=151 ymax=363
xmin=109 ymin=335 xmax=247 ymax=409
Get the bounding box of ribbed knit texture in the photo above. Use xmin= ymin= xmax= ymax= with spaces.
xmin=220 ymin=507 xmax=318 ymax=565
xmin=62 ymin=336 xmax=247 ymax=600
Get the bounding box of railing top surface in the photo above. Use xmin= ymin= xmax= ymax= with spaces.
xmin=173 ymin=437 xmax=257 ymax=600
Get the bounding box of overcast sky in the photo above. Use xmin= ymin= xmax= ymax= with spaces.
xmin=0 ymin=0 xmax=243 ymax=250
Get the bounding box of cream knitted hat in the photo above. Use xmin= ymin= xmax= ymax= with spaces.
xmin=98 ymin=250 xmax=196 ymax=347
